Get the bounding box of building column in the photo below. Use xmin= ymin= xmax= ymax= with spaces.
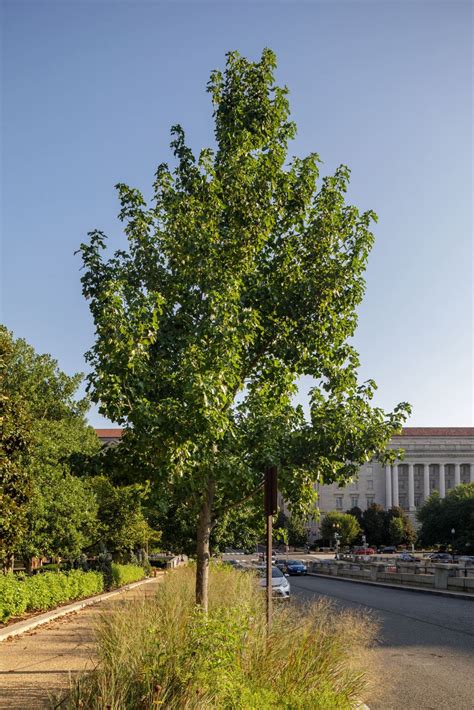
xmin=408 ymin=462 xmax=415 ymax=511
xmin=470 ymin=463 xmax=474 ymax=484
xmin=454 ymin=462 xmax=461 ymax=487
xmin=392 ymin=462 xmax=399 ymax=507
xmin=385 ymin=465 xmax=392 ymax=509
xmin=439 ymin=463 xmax=445 ymax=498
xmin=423 ymin=463 xmax=430 ymax=501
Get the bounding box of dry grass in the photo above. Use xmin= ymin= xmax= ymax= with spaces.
xmin=56 ymin=564 xmax=379 ymax=709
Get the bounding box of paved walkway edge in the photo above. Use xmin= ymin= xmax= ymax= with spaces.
xmin=307 ymin=572 xmax=474 ymax=601
xmin=0 ymin=576 xmax=159 ymax=642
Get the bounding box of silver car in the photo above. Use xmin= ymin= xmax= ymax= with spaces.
xmin=255 ymin=565 xmax=291 ymax=599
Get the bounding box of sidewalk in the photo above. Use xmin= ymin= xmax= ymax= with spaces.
xmin=0 ymin=575 xmax=163 ymax=710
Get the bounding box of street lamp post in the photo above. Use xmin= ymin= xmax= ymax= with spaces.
xmin=332 ymin=523 xmax=341 ymax=558
xmin=451 ymin=528 xmax=455 ymax=551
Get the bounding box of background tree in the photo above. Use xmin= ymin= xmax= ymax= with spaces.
xmin=79 ymin=49 xmax=410 ymax=609
xmin=346 ymin=505 xmax=363 ymax=527
xmin=321 ymin=511 xmax=361 ymax=547
xmin=0 ymin=327 xmax=33 ymax=570
xmin=386 ymin=505 xmax=417 ymax=547
xmin=417 ymin=484 xmax=474 ymax=553
xmin=90 ymin=476 xmax=158 ymax=558
xmin=355 ymin=504 xmax=416 ymax=548
xmin=211 ymin=501 xmax=265 ymax=554
xmin=287 ymin=515 xmax=308 ymax=548
xmin=388 ymin=516 xmax=405 ymax=546
xmin=1 ymin=328 xmax=101 ymax=568
xmin=360 ymin=504 xmax=387 ymax=548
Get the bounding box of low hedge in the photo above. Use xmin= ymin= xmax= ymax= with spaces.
xmin=110 ymin=563 xmax=146 ymax=589
xmin=0 ymin=570 xmax=104 ymax=623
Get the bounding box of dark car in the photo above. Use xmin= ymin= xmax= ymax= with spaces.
xmin=285 ymin=560 xmax=307 ymax=576
xmin=381 ymin=546 xmax=397 ymax=554
xmin=456 ymin=556 xmax=474 ymax=566
xmin=275 ymin=558 xmax=288 ymax=572
xmin=398 ymin=552 xmax=417 ymax=562
xmin=427 ymin=553 xmax=453 ymax=563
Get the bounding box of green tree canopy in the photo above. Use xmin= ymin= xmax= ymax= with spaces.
xmin=321 ymin=511 xmax=361 ymax=547
xmin=361 ymin=504 xmax=388 ymax=548
xmin=79 ymin=49 xmax=410 ymax=608
xmin=0 ymin=327 xmax=33 ymax=568
xmin=388 ymin=517 xmax=405 ymax=546
xmin=89 ymin=476 xmax=157 ymax=557
xmin=355 ymin=504 xmax=416 ymax=548
xmin=0 ymin=327 xmax=101 ymax=566
xmin=417 ymin=484 xmax=474 ymax=553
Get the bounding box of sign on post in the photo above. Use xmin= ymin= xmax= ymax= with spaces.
xmin=264 ymin=465 xmax=278 ymax=636
xmin=264 ymin=465 xmax=278 ymax=516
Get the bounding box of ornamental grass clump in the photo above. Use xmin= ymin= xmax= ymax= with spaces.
xmin=60 ymin=564 xmax=378 ymax=709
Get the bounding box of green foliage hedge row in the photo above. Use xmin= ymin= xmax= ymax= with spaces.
xmin=0 ymin=570 xmax=104 ymax=623
xmin=110 ymin=563 xmax=146 ymax=588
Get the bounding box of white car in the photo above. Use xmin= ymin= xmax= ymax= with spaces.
xmin=255 ymin=565 xmax=291 ymax=599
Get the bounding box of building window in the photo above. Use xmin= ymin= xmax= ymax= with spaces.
xmin=367 ymin=466 xmax=373 ymax=475
xmin=350 ymin=495 xmax=359 ymax=508
xmin=366 ymin=496 xmax=375 ymax=507
xmin=414 ymin=496 xmax=421 ymax=508
xmin=335 ymin=496 xmax=343 ymax=511
xmin=367 ymin=480 xmax=373 ymax=490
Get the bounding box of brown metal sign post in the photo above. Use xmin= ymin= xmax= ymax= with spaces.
xmin=264 ymin=466 xmax=278 ymax=635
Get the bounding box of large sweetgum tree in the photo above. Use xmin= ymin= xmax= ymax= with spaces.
xmin=79 ymin=49 xmax=410 ymax=609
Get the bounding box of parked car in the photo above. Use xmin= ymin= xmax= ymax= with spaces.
xmin=455 ymin=556 xmax=474 ymax=565
xmin=398 ymin=552 xmax=417 ymax=562
xmin=381 ymin=546 xmax=397 ymax=554
xmin=352 ymin=547 xmax=375 ymax=555
xmin=427 ymin=553 xmax=453 ymax=563
xmin=274 ymin=558 xmax=288 ymax=572
xmin=255 ymin=565 xmax=291 ymax=599
xmin=285 ymin=560 xmax=307 ymax=576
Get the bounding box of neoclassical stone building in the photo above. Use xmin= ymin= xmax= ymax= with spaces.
xmin=307 ymin=427 xmax=474 ymax=538
xmin=96 ymin=426 xmax=474 ymax=537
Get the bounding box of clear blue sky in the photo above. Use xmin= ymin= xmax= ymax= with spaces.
xmin=1 ymin=0 xmax=472 ymax=427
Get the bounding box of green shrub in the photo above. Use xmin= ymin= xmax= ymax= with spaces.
xmin=0 ymin=574 xmax=29 ymax=622
xmin=61 ymin=565 xmax=379 ymax=709
xmin=110 ymin=563 xmax=146 ymax=589
xmin=0 ymin=570 xmax=104 ymax=623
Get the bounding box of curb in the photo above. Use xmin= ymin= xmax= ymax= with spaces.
xmin=0 ymin=576 xmax=160 ymax=642
xmin=307 ymin=572 xmax=474 ymax=601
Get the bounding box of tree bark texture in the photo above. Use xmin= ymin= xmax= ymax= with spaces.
xmin=195 ymin=479 xmax=215 ymax=611
xmin=2 ymin=553 xmax=14 ymax=574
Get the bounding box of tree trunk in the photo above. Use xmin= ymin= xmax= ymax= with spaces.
xmin=195 ymin=479 xmax=215 ymax=611
xmin=3 ymin=553 xmax=14 ymax=574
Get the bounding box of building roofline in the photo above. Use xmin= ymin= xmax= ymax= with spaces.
xmin=94 ymin=428 xmax=124 ymax=438
xmin=392 ymin=427 xmax=474 ymax=437
xmin=94 ymin=426 xmax=474 ymax=439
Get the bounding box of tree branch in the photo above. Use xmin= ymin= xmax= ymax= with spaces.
xmin=211 ymin=478 xmax=265 ymax=524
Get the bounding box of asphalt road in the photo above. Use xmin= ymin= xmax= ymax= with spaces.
xmin=290 ymin=575 xmax=474 ymax=710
